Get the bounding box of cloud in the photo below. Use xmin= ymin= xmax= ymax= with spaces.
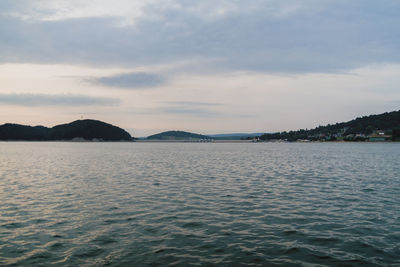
xmin=158 ymin=100 xmax=222 ymax=117
xmin=124 ymin=101 xmax=255 ymax=118
xmin=160 ymin=107 xmax=219 ymax=116
xmin=0 ymin=93 xmax=119 ymax=106
xmin=0 ymin=1 xmax=399 ymax=73
xmin=158 ymin=107 xmax=255 ymax=118
xmin=161 ymin=101 xmax=222 ymax=106
xmin=90 ymin=72 xmax=165 ymax=89
xmin=4 ymin=0 xmax=148 ymax=22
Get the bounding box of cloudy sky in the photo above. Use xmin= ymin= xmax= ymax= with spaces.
xmin=1 ymin=0 xmax=399 ymax=136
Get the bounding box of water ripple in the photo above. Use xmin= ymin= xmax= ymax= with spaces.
xmin=0 ymin=142 xmax=399 ymax=266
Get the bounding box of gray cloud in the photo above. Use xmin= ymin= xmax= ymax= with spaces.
xmin=158 ymin=100 xmax=222 ymax=117
xmin=90 ymin=72 xmax=165 ymax=89
xmin=161 ymin=101 xmax=222 ymax=107
xmin=160 ymin=107 xmax=219 ymax=117
xmin=0 ymin=1 xmax=399 ymax=73
xmin=0 ymin=93 xmax=119 ymax=106
xmin=122 ymin=101 xmax=255 ymax=118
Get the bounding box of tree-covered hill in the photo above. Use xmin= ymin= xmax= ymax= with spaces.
xmin=0 ymin=124 xmax=50 ymax=140
xmin=260 ymin=110 xmax=400 ymax=141
xmin=0 ymin=119 xmax=133 ymax=141
xmin=51 ymin=120 xmax=132 ymax=141
xmin=147 ymin=131 xmax=210 ymax=140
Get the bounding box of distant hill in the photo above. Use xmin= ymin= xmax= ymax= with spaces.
xmin=209 ymin=133 xmax=265 ymax=140
xmin=0 ymin=119 xmax=132 ymax=141
xmin=147 ymin=131 xmax=210 ymax=140
xmin=260 ymin=110 xmax=400 ymax=141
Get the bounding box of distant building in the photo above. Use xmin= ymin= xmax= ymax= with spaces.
xmin=368 ymin=134 xmax=391 ymax=142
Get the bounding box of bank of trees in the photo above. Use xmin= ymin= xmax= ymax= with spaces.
xmin=260 ymin=110 xmax=400 ymax=141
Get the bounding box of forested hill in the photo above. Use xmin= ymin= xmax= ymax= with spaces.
xmin=0 ymin=119 xmax=133 ymax=141
xmin=260 ymin=110 xmax=400 ymax=141
xmin=147 ymin=131 xmax=210 ymax=140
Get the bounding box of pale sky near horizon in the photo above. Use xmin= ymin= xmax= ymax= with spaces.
xmin=0 ymin=0 xmax=399 ymax=136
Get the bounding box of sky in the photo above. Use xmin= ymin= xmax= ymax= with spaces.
xmin=0 ymin=0 xmax=399 ymax=137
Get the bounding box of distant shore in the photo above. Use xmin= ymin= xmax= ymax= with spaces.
xmin=0 ymin=139 xmax=398 ymax=143
xmin=130 ymin=139 xmax=399 ymax=143
xmin=135 ymin=139 xmax=253 ymax=143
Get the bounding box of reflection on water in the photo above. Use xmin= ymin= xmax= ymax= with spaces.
xmin=0 ymin=142 xmax=399 ymax=266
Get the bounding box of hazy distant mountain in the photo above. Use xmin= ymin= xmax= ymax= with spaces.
xmin=0 ymin=119 xmax=132 ymax=141
xmin=209 ymin=133 xmax=265 ymax=140
xmin=147 ymin=131 xmax=210 ymax=140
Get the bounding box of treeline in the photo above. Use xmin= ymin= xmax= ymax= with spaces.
xmin=260 ymin=110 xmax=400 ymax=141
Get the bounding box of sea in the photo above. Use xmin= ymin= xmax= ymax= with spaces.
xmin=0 ymin=142 xmax=399 ymax=266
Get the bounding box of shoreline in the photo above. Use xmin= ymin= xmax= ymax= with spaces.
xmin=1 ymin=140 xmax=398 ymax=143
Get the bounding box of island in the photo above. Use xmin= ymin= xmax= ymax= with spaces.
xmin=147 ymin=131 xmax=211 ymax=141
xmin=0 ymin=119 xmax=133 ymax=141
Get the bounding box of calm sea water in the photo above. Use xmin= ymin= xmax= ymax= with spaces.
xmin=0 ymin=142 xmax=399 ymax=266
